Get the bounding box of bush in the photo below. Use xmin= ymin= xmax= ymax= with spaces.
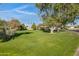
xmin=31 ymin=23 xmax=37 ymax=30
xmin=19 ymin=24 xmax=27 ymax=30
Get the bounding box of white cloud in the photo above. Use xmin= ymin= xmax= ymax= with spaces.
xmin=0 ymin=4 xmax=37 ymax=16
xmin=13 ymin=5 xmax=29 ymax=10
xmin=13 ymin=5 xmax=37 ymax=15
xmin=0 ymin=5 xmax=28 ymax=12
xmin=0 ymin=11 xmax=10 ymax=12
xmin=15 ymin=10 xmax=37 ymax=15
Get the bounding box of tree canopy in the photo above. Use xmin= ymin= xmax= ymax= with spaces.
xmin=7 ymin=18 xmax=21 ymax=30
xmin=36 ymin=3 xmax=79 ymax=27
xmin=31 ymin=23 xmax=37 ymax=30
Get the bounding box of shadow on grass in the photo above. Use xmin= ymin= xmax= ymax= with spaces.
xmin=0 ymin=33 xmax=15 ymax=42
xmin=14 ymin=31 xmax=33 ymax=38
xmin=0 ymin=31 xmax=33 ymax=42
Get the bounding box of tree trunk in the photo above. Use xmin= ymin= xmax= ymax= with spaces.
xmin=49 ymin=26 xmax=56 ymax=34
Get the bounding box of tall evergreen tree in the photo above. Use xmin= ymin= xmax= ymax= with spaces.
xmin=31 ymin=23 xmax=37 ymax=30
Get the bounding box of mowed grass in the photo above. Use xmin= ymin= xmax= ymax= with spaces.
xmin=0 ymin=30 xmax=79 ymax=56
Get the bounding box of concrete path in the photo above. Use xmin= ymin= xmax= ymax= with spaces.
xmin=74 ymin=48 xmax=79 ymax=56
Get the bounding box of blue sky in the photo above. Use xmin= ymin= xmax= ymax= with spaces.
xmin=0 ymin=3 xmax=79 ymax=27
xmin=0 ymin=3 xmax=42 ymax=27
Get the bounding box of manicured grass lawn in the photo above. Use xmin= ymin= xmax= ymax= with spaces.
xmin=0 ymin=30 xmax=79 ymax=56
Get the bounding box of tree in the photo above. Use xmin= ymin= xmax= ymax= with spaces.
xmin=19 ymin=24 xmax=27 ymax=30
xmin=0 ymin=19 xmax=12 ymax=41
xmin=36 ymin=3 xmax=79 ymax=33
xmin=31 ymin=23 xmax=37 ymax=30
xmin=7 ymin=18 xmax=21 ymax=30
xmin=0 ymin=19 xmax=6 ymax=28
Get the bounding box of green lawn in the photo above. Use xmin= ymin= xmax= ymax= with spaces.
xmin=0 ymin=30 xmax=79 ymax=56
